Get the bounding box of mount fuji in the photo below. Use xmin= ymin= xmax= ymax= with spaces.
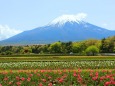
xmin=0 ymin=15 xmax=115 ymax=45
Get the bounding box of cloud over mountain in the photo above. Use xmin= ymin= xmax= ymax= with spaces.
xmin=0 ymin=25 xmax=22 ymax=41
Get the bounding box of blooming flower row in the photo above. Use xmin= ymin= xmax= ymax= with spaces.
xmin=0 ymin=69 xmax=115 ymax=86
xmin=0 ymin=60 xmax=114 ymax=70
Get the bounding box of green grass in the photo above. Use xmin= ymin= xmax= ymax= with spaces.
xmin=0 ymin=56 xmax=115 ymax=62
xmin=0 ymin=68 xmax=114 ymax=73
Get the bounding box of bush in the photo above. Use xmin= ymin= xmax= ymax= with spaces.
xmin=85 ymin=45 xmax=99 ymax=56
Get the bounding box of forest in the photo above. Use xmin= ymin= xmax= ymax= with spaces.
xmin=0 ymin=36 xmax=115 ymax=56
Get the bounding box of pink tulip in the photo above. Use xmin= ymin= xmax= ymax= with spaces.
xmin=29 ymin=74 xmax=33 ymax=77
xmin=95 ymin=72 xmax=98 ymax=76
xmin=27 ymin=77 xmax=31 ymax=81
xmin=16 ymin=82 xmax=21 ymax=86
xmin=8 ymin=82 xmax=12 ymax=85
xmin=59 ymin=78 xmax=64 ymax=83
xmin=48 ymin=76 xmax=52 ymax=79
xmin=48 ymin=83 xmax=53 ymax=86
xmin=21 ymin=77 xmax=25 ymax=81
xmin=73 ymin=73 xmax=77 ymax=77
xmin=42 ymin=79 xmax=46 ymax=82
xmin=90 ymin=72 xmax=93 ymax=77
xmin=92 ymin=77 xmax=98 ymax=81
xmin=100 ymin=76 xmax=105 ymax=81
xmin=4 ymin=77 xmax=8 ymax=81
xmin=16 ymin=76 xmax=20 ymax=81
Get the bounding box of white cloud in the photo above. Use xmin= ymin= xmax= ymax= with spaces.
xmin=0 ymin=25 xmax=22 ymax=41
xmin=75 ymin=13 xmax=87 ymax=20
xmin=51 ymin=13 xmax=87 ymax=25
xmin=102 ymin=23 xmax=107 ymax=27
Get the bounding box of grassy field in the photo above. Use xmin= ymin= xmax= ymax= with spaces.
xmin=0 ymin=56 xmax=115 ymax=62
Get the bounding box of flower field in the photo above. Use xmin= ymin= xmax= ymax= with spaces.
xmin=0 ymin=69 xmax=115 ymax=86
xmin=0 ymin=56 xmax=115 ymax=86
xmin=0 ymin=60 xmax=115 ymax=70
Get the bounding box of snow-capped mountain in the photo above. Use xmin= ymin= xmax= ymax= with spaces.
xmin=49 ymin=14 xmax=86 ymax=26
xmin=0 ymin=15 xmax=115 ymax=45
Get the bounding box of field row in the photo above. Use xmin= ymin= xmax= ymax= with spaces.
xmin=0 ymin=60 xmax=115 ymax=70
xmin=0 ymin=69 xmax=115 ymax=86
xmin=0 ymin=56 xmax=115 ymax=62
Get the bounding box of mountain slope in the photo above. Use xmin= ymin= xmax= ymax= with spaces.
xmin=0 ymin=15 xmax=115 ymax=45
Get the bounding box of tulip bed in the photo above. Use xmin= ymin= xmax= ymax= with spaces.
xmin=0 ymin=60 xmax=115 ymax=70
xmin=0 ymin=69 xmax=115 ymax=86
xmin=0 ymin=56 xmax=115 ymax=86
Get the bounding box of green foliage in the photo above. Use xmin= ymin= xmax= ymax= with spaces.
xmin=100 ymin=36 xmax=115 ymax=53
xmin=72 ymin=43 xmax=82 ymax=53
xmin=85 ymin=45 xmax=99 ymax=56
xmin=49 ymin=42 xmax=62 ymax=53
xmin=114 ymin=47 xmax=115 ymax=53
xmin=0 ymin=36 xmax=115 ymax=55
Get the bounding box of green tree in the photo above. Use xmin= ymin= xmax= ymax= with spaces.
xmin=72 ymin=43 xmax=82 ymax=53
xmin=65 ymin=41 xmax=72 ymax=53
xmin=49 ymin=42 xmax=62 ymax=53
xmin=0 ymin=46 xmax=2 ymax=54
xmin=100 ymin=38 xmax=109 ymax=53
xmin=114 ymin=47 xmax=115 ymax=53
xmin=100 ymin=36 xmax=115 ymax=53
xmin=108 ymin=36 xmax=115 ymax=53
xmin=85 ymin=45 xmax=99 ymax=56
xmin=61 ymin=42 xmax=67 ymax=54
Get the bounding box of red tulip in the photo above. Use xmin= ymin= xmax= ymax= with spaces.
xmin=21 ymin=77 xmax=25 ymax=81
xmin=16 ymin=82 xmax=21 ymax=86
xmin=39 ymin=83 xmax=43 ymax=86
xmin=111 ymin=81 xmax=115 ymax=85
xmin=106 ymin=75 xmax=111 ymax=78
xmin=90 ymin=72 xmax=93 ymax=77
xmin=37 ymin=73 xmax=41 ymax=76
xmin=110 ymin=77 xmax=114 ymax=81
xmin=59 ymin=78 xmax=64 ymax=83
xmin=73 ymin=73 xmax=77 ymax=77
xmin=16 ymin=76 xmax=20 ymax=81
xmin=92 ymin=77 xmax=98 ymax=81
xmin=27 ymin=77 xmax=31 ymax=81
xmin=95 ymin=72 xmax=98 ymax=76
xmin=104 ymin=81 xmax=111 ymax=86
xmin=42 ymin=79 xmax=46 ymax=82
xmin=29 ymin=74 xmax=33 ymax=77
xmin=100 ymin=76 xmax=105 ymax=81
xmin=4 ymin=77 xmax=8 ymax=81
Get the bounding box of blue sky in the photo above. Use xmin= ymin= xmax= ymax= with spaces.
xmin=0 ymin=0 xmax=115 ymax=40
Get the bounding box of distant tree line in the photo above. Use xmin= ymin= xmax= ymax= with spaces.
xmin=0 ymin=36 xmax=115 ymax=56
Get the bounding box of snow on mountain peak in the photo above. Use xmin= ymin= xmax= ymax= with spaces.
xmin=50 ymin=13 xmax=87 ymax=25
